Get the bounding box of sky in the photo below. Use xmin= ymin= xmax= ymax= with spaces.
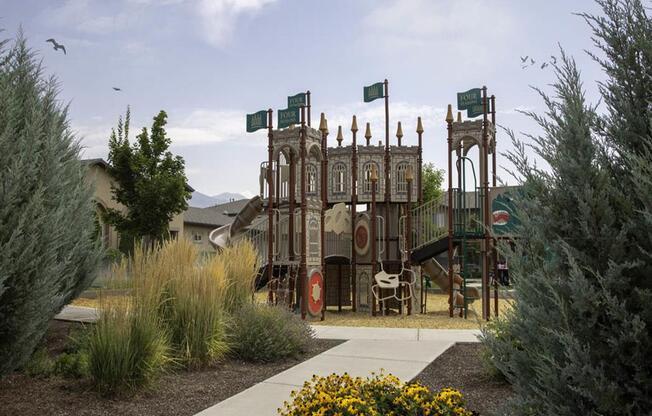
xmin=2 ymin=0 xmax=606 ymax=197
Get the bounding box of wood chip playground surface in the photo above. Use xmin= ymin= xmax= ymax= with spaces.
xmin=72 ymin=290 xmax=513 ymax=330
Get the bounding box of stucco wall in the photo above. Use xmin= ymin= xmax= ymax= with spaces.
xmin=184 ymin=224 xmax=217 ymax=254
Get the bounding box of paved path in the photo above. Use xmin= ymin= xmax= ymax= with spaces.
xmin=196 ymin=326 xmax=480 ymax=416
xmin=54 ymin=305 xmax=99 ymax=323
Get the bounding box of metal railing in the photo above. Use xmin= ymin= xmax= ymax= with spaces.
xmin=408 ymin=196 xmax=448 ymax=251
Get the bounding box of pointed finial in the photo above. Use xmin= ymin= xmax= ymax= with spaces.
xmin=365 ymin=122 xmax=372 ymax=145
xmin=319 ymin=112 xmax=328 ymax=133
xmin=351 ymin=115 xmax=358 ymax=133
xmin=396 ymin=122 xmax=403 ymax=146
xmin=406 ymin=165 xmax=414 ymax=181
xmin=445 ymin=104 xmax=454 ymax=123
xmin=370 ymin=164 xmax=378 ymax=182
xmin=416 ymin=116 xmax=424 ymax=134
xmin=336 ymin=126 xmax=343 ymax=146
xmin=457 ymin=112 xmax=462 ymax=123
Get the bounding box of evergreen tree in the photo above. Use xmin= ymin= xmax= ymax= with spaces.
xmin=105 ymin=108 xmax=190 ymax=250
xmin=0 ymin=33 xmax=102 ymax=377
xmin=482 ymin=1 xmax=652 ymax=414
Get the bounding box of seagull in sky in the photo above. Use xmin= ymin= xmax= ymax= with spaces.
xmin=112 ymin=87 xmax=122 ymax=92
xmin=541 ymin=62 xmax=548 ymax=69
xmin=550 ymin=55 xmax=557 ymax=65
xmin=45 ymin=38 xmax=66 ymax=55
xmin=520 ymin=55 xmax=529 ymax=63
xmin=530 ymin=58 xmax=535 ymax=65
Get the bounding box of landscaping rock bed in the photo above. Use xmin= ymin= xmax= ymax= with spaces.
xmin=413 ymin=342 xmax=513 ymax=416
xmin=0 ymin=320 xmax=342 ymax=416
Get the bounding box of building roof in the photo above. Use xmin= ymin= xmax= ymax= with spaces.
xmin=81 ymin=158 xmax=195 ymax=192
xmin=204 ymin=198 xmax=250 ymax=216
xmin=184 ymin=206 xmax=233 ymax=227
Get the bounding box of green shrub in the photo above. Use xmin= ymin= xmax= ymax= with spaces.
xmin=0 ymin=31 xmax=102 ymax=378
xmin=53 ymin=352 xmax=89 ymax=379
xmin=87 ymin=299 xmax=171 ymax=395
xmin=230 ymin=303 xmax=313 ymax=362
xmin=23 ymin=347 xmax=54 ymax=378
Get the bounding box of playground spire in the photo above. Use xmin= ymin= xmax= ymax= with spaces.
xmin=446 ymin=104 xmax=454 ymax=123
xmin=319 ymin=112 xmax=328 ymax=133
xmin=351 ymin=115 xmax=358 ymax=133
xmin=365 ymin=122 xmax=372 ymax=146
xmin=396 ymin=121 xmax=403 ymax=146
xmin=336 ymin=126 xmax=343 ymax=146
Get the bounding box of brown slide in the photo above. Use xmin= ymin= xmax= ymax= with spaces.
xmin=421 ymin=257 xmax=480 ymax=308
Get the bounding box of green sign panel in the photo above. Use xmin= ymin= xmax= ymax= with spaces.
xmin=363 ymin=82 xmax=384 ymax=103
xmin=457 ymin=88 xmax=482 ymax=110
xmin=467 ymin=102 xmax=485 ymax=118
xmin=278 ymin=107 xmax=300 ymax=129
xmin=287 ymin=92 xmax=306 ymax=108
xmin=246 ymin=110 xmax=267 ymax=133
xmin=492 ymin=192 xmax=520 ymax=236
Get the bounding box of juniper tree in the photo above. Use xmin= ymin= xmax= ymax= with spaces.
xmin=482 ymin=1 xmax=652 ymax=414
xmin=0 ymin=33 xmax=102 ymax=377
xmin=104 ymin=108 xmax=190 ymax=251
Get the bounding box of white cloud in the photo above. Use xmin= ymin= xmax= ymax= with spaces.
xmin=166 ymin=109 xmax=256 ymax=146
xmin=361 ymin=0 xmax=515 ymax=67
xmin=45 ymin=0 xmax=130 ymax=36
xmin=195 ymin=0 xmax=277 ymax=47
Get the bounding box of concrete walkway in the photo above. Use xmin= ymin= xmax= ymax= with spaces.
xmin=55 ymin=305 xmax=99 ymax=323
xmin=196 ymin=326 xmax=480 ymax=416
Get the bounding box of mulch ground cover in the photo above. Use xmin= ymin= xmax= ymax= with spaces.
xmin=0 ymin=320 xmax=342 ymax=416
xmin=413 ymin=342 xmax=513 ymax=416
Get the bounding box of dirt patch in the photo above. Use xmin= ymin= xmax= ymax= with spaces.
xmin=0 ymin=321 xmax=342 ymax=416
xmin=413 ymin=343 xmax=512 ymax=416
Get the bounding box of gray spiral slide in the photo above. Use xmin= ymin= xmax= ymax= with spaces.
xmin=208 ymin=195 xmax=264 ymax=249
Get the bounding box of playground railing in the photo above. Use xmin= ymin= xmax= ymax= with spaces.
xmin=408 ymin=195 xmax=448 ymax=251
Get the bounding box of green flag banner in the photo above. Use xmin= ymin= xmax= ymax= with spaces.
xmin=466 ymin=102 xmax=485 ymax=118
xmin=246 ymin=110 xmax=267 ymax=133
xmin=278 ymin=107 xmax=300 ymax=129
xmin=457 ymin=88 xmax=482 ymax=110
xmin=288 ymin=92 xmax=307 ymax=108
xmin=363 ymin=82 xmax=384 ymax=103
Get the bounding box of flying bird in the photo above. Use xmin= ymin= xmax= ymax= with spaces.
xmin=541 ymin=62 xmax=548 ymax=69
xmin=45 ymin=38 xmax=66 ymax=55
xmin=530 ymin=58 xmax=535 ymax=65
xmin=550 ymin=55 xmax=557 ymax=65
xmin=520 ymin=55 xmax=529 ymax=63
xmin=112 ymin=87 xmax=122 ymax=91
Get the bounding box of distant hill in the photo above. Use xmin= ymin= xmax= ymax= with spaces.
xmin=189 ymin=191 xmax=247 ymax=208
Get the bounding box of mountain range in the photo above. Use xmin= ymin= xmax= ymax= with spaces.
xmin=189 ymin=191 xmax=247 ymax=208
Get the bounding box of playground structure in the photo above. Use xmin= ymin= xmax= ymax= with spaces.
xmin=210 ymin=84 xmax=518 ymax=320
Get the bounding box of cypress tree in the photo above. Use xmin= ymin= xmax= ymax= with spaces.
xmin=0 ymin=33 xmax=102 ymax=377
xmin=482 ymin=1 xmax=652 ymax=414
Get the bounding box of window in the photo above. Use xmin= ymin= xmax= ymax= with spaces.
xmin=170 ymin=230 xmax=179 ymax=240
xmin=396 ymin=162 xmax=409 ymax=193
xmin=309 ymin=218 xmax=319 ymax=257
xmin=193 ymin=232 xmax=202 ymax=243
xmin=332 ymin=163 xmax=347 ymax=194
xmin=307 ymin=164 xmax=317 ymax=195
xmin=363 ymin=162 xmax=379 ymax=193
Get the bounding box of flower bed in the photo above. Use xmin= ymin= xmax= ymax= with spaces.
xmin=279 ymin=372 xmax=475 ymax=416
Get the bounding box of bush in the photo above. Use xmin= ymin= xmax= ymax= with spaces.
xmin=230 ymin=303 xmax=313 ymax=362
xmin=87 ymin=297 xmax=171 ymax=395
xmin=23 ymin=347 xmax=54 ymax=378
xmin=53 ymin=352 xmax=89 ymax=379
xmin=279 ymin=372 xmax=473 ymax=416
xmin=0 ymin=32 xmax=102 ymax=378
xmin=481 ymin=1 xmax=652 ymax=413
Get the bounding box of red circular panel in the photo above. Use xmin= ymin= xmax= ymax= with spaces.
xmin=493 ymin=210 xmax=510 ymax=226
xmin=307 ymin=269 xmax=324 ymax=317
xmin=354 ymin=220 xmax=370 ymax=256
